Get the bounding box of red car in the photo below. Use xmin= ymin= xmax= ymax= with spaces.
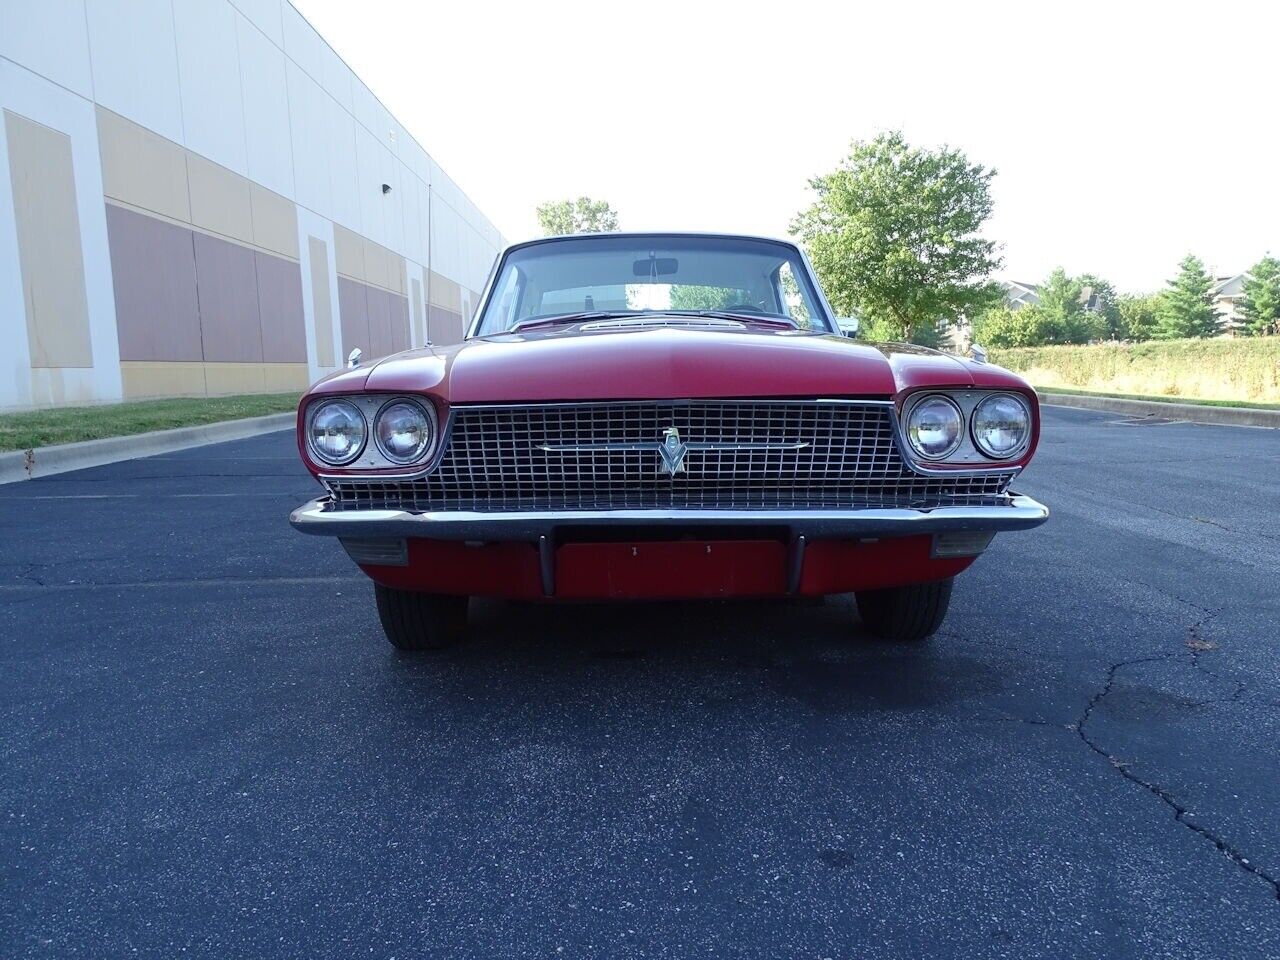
xmin=291 ymin=233 xmax=1048 ymax=648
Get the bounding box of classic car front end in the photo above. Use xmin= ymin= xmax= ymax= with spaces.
xmin=291 ymin=233 xmax=1048 ymax=649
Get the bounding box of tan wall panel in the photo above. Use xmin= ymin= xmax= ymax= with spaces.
xmin=187 ymin=154 xmax=253 ymax=244
xmin=204 ymin=361 xmax=267 ymax=396
xmin=250 ymin=183 xmax=299 ymax=259
xmin=333 ymin=224 xmax=365 ymax=281
xmin=309 ymin=237 xmax=336 ymax=367
xmin=4 ymin=110 xmax=93 ymax=369
xmin=96 ymin=106 xmax=190 ymax=222
xmin=410 ymin=276 xmax=424 ymax=347
xmin=120 ymin=361 xmax=208 ymax=399
xmin=428 ymin=270 xmax=462 ymax=312
xmin=262 ymin=363 xmax=309 ymax=392
xmin=363 ymin=236 xmax=389 ymax=291
xmin=396 ymin=258 xmax=407 ymax=297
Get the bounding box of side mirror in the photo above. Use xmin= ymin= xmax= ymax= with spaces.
xmin=836 ymin=317 xmax=860 ymax=338
xmin=347 ymin=347 xmax=362 ymax=369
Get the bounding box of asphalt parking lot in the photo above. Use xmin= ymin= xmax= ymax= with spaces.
xmin=3 ymin=406 xmax=1279 ymax=958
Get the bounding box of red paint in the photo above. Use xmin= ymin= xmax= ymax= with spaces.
xmin=358 ymin=535 xmax=973 ymax=601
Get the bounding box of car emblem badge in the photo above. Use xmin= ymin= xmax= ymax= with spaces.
xmin=658 ymin=426 xmax=688 ymax=476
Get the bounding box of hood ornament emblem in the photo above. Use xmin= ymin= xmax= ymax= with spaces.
xmin=658 ymin=426 xmax=688 ymax=476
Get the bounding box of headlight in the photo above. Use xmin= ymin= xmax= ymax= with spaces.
xmin=971 ymin=393 xmax=1031 ymax=459
xmin=307 ymin=399 xmax=365 ymax=465
xmin=905 ymin=395 xmax=964 ymax=460
xmin=374 ymin=399 xmax=435 ymax=464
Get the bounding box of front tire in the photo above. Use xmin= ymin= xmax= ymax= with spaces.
xmin=855 ymin=578 xmax=953 ymax=642
xmin=374 ymin=584 xmax=468 ymax=651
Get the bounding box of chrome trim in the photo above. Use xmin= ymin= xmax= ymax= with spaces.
xmin=897 ymin=390 xmax=1028 ymax=473
xmin=307 ymin=394 xmax=441 ymax=473
xmin=290 ymin=493 xmax=1050 ymax=541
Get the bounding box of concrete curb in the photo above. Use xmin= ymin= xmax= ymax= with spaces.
xmin=1039 ymin=392 xmax=1280 ymax=428
xmin=0 ymin=412 xmax=296 ymax=484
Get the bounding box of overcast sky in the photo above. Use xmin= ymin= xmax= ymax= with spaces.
xmin=293 ymin=0 xmax=1278 ymax=293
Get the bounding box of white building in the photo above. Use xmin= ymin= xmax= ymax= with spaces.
xmin=0 ymin=0 xmax=504 ymax=411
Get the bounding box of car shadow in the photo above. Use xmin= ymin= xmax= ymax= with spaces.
xmin=378 ymin=595 xmax=1005 ymax=717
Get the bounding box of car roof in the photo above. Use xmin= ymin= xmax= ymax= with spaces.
xmin=502 ymin=231 xmax=804 ymax=254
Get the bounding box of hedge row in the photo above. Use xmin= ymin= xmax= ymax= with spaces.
xmin=990 ymin=338 xmax=1280 ymax=404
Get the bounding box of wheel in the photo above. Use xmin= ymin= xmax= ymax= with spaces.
xmin=855 ymin=578 xmax=953 ymax=642
xmin=374 ymin=583 xmax=468 ymax=651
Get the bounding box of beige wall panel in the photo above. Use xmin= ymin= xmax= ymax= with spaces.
xmin=262 ymin=363 xmax=309 ymax=393
xmin=428 ymin=270 xmax=462 ymax=312
xmin=396 ymin=259 xmax=407 ymax=297
xmin=5 ymin=111 xmax=94 ymax=369
xmin=120 ymin=361 xmax=208 ymax=399
xmin=363 ymin=236 xmax=389 ymax=291
xmin=333 ymin=224 xmax=365 ymax=281
xmin=96 ymin=107 xmax=190 ymax=222
xmin=250 ymin=183 xmax=299 ymax=259
xmin=308 ymin=237 xmax=336 ymax=367
xmin=186 ymin=154 xmax=253 ymax=244
xmin=410 ymin=276 xmax=424 ymax=347
xmin=204 ymin=361 xmax=267 ymax=396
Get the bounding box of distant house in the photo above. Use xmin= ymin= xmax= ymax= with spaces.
xmin=1211 ymin=273 xmax=1249 ymax=334
xmin=1003 ymin=281 xmax=1041 ymax=310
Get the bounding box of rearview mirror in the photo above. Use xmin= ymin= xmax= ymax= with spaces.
xmin=632 ymin=257 xmax=678 ymax=277
xmin=836 ymin=317 xmax=860 ymax=338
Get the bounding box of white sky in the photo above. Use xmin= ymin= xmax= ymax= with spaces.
xmin=293 ymin=0 xmax=1278 ymax=293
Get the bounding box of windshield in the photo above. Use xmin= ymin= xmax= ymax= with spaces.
xmin=473 ymin=235 xmax=833 ymax=336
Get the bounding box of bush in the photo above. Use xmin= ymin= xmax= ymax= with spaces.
xmin=990 ymin=338 xmax=1280 ymax=404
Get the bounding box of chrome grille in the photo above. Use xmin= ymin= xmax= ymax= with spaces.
xmin=326 ymin=401 xmax=1016 ymax=513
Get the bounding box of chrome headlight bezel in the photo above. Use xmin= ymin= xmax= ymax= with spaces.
xmin=904 ymin=393 xmax=966 ymax=461
xmin=306 ymin=398 xmax=367 ymax=466
xmin=970 ymin=392 xmax=1032 ymax=460
xmin=373 ymin=397 xmax=437 ymax=465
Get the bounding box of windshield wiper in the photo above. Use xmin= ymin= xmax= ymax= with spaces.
xmin=508 ymin=312 xmax=628 ymax=333
xmin=690 ymin=311 xmax=799 ymax=329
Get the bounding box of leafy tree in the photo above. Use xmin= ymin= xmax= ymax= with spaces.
xmin=668 ymin=285 xmax=747 ymax=311
xmin=1116 ymin=293 xmax=1162 ymax=341
xmin=1239 ymin=255 xmax=1280 ymax=336
xmin=790 ymin=131 xmax=1002 ymax=345
xmin=1036 ymin=268 xmax=1106 ymax=343
xmin=971 ymin=305 xmax=1046 ymax=348
xmin=1156 ymin=255 xmax=1219 ymax=338
xmin=535 ymin=197 xmax=619 ymax=236
xmin=1077 ymin=273 xmax=1121 ymax=338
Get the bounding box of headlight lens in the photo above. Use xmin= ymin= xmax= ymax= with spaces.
xmin=374 ymin=399 xmax=434 ymax=464
xmin=906 ymin=395 xmax=964 ymax=460
xmin=307 ymin=399 xmax=365 ymax=465
xmin=972 ymin=393 xmax=1031 ymax=459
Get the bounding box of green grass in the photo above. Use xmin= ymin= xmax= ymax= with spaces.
xmin=0 ymin=393 xmax=299 ymax=452
xmin=1035 ymin=385 xmax=1280 ymax=410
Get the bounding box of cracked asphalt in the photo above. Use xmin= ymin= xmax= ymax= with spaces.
xmin=2 ymin=405 xmax=1279 ymax=958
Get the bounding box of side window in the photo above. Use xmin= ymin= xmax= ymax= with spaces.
xmin=776 ymin=262 xmax=813 ymax=328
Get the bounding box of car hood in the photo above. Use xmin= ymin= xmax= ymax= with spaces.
xmin=313 ymin=325 xmax=1027 ymax=403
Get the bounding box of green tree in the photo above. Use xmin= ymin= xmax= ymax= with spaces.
xmin=1156 ymin=255 xmax=1219 ymax=338
xmin=1116 ymin=293 xmax=1162 ymax=341
xmin=535 ymin=197 xmax=619 ymax=236
xmin=1238 ymin=255 xmax=1280 ymax=336
xmin=1036 ymin=268 xmax=1105 ymax=343
xmin=790 ymin=131 xmax=1002 ymax=345
xmin=971 ymin=304 xmax=1046 ymax=348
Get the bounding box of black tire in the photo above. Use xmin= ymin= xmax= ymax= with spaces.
xmin=374 ymin=583 xmax=468 ymax=651
xmin=855 ymin=578 xmax=953 ymax=642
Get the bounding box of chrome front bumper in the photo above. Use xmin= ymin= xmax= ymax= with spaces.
xmin=289 ymin=493 xmax=1049 ymax=542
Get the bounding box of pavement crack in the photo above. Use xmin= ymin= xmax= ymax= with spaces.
xmin=1074 ymin=654 xmax=1280 ymax=902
